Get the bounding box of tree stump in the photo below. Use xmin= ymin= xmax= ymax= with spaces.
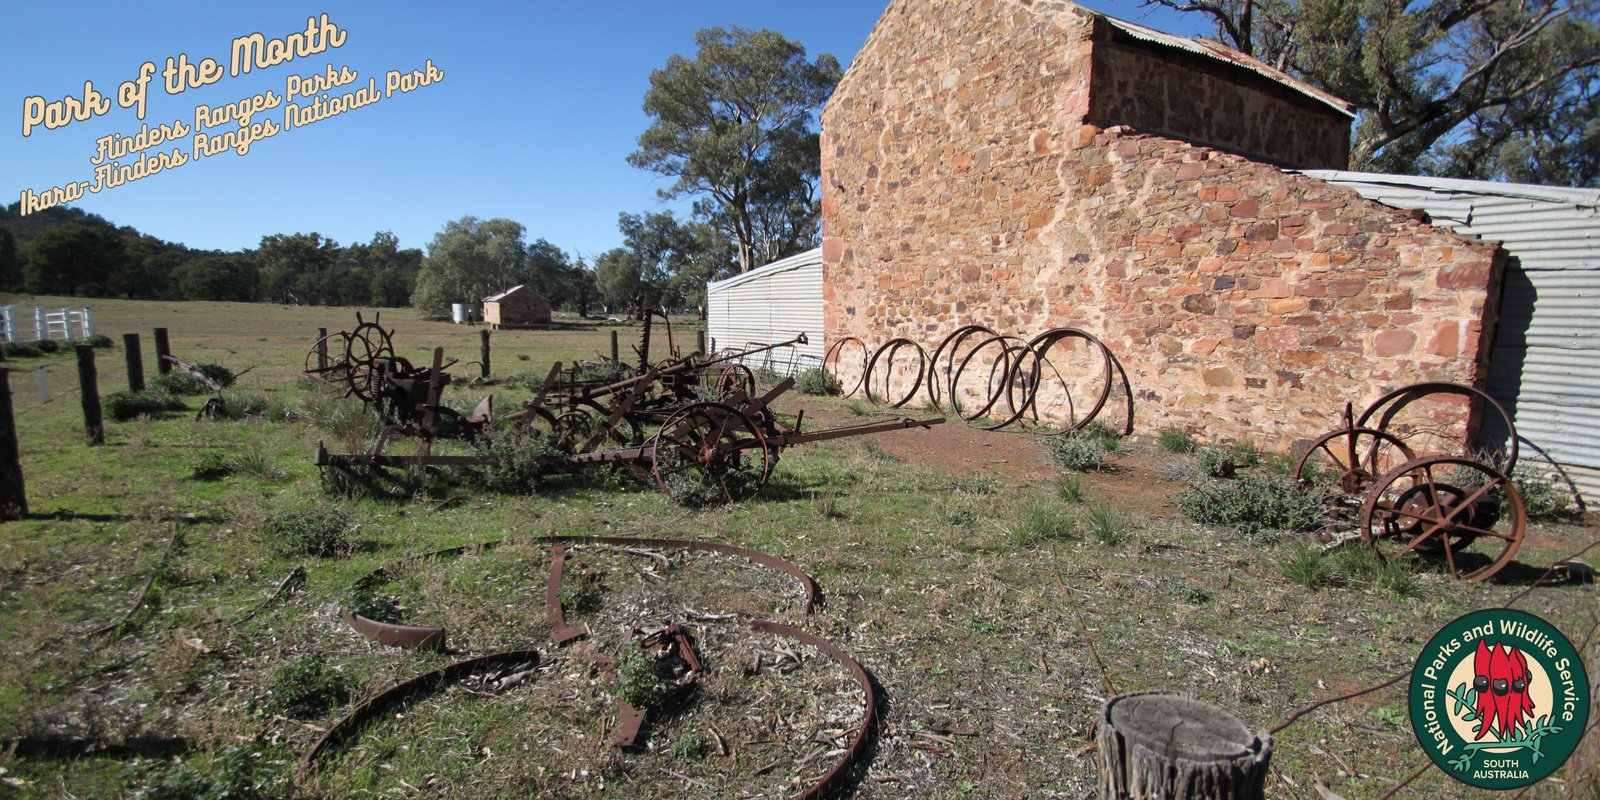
xmin=1097 ymin=691 xmax=1271 ymax=800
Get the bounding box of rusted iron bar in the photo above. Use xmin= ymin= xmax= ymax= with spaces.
xmin=339 ymin=609 xmax=445 ymax=651
xmin=770 ymin=416 xmax=945 ymax=448
xmin=545 ymin=546 xmax=587 ymax=645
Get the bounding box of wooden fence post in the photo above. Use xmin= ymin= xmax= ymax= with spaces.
xmin=0 ymin=354 xmax=25 ymax=520
xmin=153 ymin=327 xmax=171 ymax=374
xmin=480 ymin=329 xmax=491 ymax=378
xmin=610 ymin=330 xmax=619 ymax=363
xmin=123 ymin=333 xmax=144 ymax=392
xmin=1097 ymin=692 xmax=1271 ymax=800
xmin=76 ymin=345 xmax=104 ymax=446
xmin=697 ymin=330 xmax=707 ymax=356
xmin=316 ymin=328 xmax=328 ymax=370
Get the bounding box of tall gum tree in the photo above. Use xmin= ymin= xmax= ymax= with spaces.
xmin=628 ymin=27 xmax=841 ymax=273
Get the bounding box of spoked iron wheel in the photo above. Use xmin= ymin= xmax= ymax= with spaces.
xmin=649 ymin=402 xmax=771 ymax=506
xmin=1359 ymin=455 xmax=1525 ymax=581
xmin=1356 ymin=383 xmax=1519 ymax=475
xmin=344 ymin=322 xmax=396 ymax=402
xmin=1294 ymin=427 xmax=1415 ymax=497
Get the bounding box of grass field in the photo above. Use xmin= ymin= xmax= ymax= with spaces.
xmin=0 ymin=296 xmax=1595 ymax=799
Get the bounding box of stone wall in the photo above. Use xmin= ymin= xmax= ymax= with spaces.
xmin=820 ymin=0 xmax=1504 ymax=447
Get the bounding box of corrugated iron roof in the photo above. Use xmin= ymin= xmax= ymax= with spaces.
xmin=1100 ymin=15 xmax=1357 ymax=119
xmin=707 ymin=247 xmax=823 ymax=293
xmin=483 ymin=285 xmax=548 ymax=303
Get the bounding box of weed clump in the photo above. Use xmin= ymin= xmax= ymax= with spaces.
xmin=105 ymin=389 xmax=187 ymax=421
xmin=669 ymin=732 xmax=710 ymax=760
xmin=615 ymin=651 xmax=675 ymax=709
xmin=135 ymin=746 xmax=265 ymax=800
xmin=262 ymin=506 xmax=351 ymax=557
xmin=1043 ymin=428 xmax=1121 ymax=472
xmin=262 ymin=658 xmax=357 ymax=719
xmin=1176 ymin=474 xmax=1326 ymax=536
xmin=190 ymin=451 xmax=235 ymax=480
xmin=83 ymin=334 xmax=114 ymax=348
xmin=1056 ymin=475 xmax=1085 ymax=503
xmin=794 ymin=367 xmax=841 ymax=396
xmin=194 ymin=363 xmax=236 ymax=388
xmin=1156 ymin=426 xmax=1195 ymax=454
xmin=1279 ymin=543 xmax=1418 ymax=596
xmin=1084 ymin=502 xmax=1131 ymax=545
xmin=1 ymin=342 xmax=42 ymax=358
xmin=1012 ymin=500 xmax=1074 ymax=546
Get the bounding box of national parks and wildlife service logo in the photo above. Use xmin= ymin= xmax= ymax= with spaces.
xmin=1410 ymin=608 xmax=1590 ymax=789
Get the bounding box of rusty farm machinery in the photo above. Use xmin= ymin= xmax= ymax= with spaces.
xmin=1293 ymin=382 xmax=1527 ymax=581
xmin=306 ymin=314 xmax=943 ymax=504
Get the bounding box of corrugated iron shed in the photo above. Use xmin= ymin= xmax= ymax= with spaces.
xmin=706 ymin=248 xmax=825 ymax=375
xmin=1303 ymin=169 xmax=1600 ymax=507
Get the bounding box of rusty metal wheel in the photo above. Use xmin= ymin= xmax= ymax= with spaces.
xmin=649 ymin=402 xmax=771 ymax=506
xmin=1356 ymin=382 xmax=1518 ymax=476
xmin=1009 ymin=328 xmax=1121 ymax=435
xmin=1294 ymin=427 xmax=1415 ymax=497
xmin=950 ymin=334 xmax=1031 ymax=428
xmin=864 ymin=338 xmax=927 ymax=408
xmin=925 ymin=325 xmax=997 ymax=414
xmin=344 ymin=321 xmax=395 ymax=403
xmin=823 ymin=337 xmax=869 ymax=398
xmin=714 ymin=364 xmax=756 ymax=399
xmin=1359 ymin=455 xmax=1525 ymax=581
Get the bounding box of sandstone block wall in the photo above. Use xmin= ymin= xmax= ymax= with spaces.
xmin=820 ymin=0 xmax=1504 ymax=447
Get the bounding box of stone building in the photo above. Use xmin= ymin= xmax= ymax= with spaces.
xmin=483 ymin=285 xmax=553 ymax=328
xmin=819 ymin=0 xmax=1504 ymax=446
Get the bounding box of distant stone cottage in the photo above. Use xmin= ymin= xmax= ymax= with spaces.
xmin=483 ymin=285 xmax=552 ymax=328
xmin=819 ymin=0 xmax=1503 ymax=445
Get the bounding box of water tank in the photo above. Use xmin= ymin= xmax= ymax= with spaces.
xmin=451 ymin=303 xmax=468 ymax=324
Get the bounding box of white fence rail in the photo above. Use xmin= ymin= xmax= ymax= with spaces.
xmin=0 ymin=307 xmax=94 ymax=343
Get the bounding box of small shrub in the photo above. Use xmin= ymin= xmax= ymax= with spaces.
xmin=83 ymin=334 xmax=114 ymax=349
xmin=230 ymin=449 xmax=289 ymax=482
xmin=557 ymin=562 xmax=605 ymax=613
xmin=263 ymin=658 xmax=357 ymax=719
xmin=794 ymin=367 xmax=841 ymax=396
xmin=1044 ymin=431 xmax=1116 ymax=472
xmin=1 ymin=341 xmax=42 ymax=358
xmin=516 ymin=353 xmax=531 ymax=361
xmin=261 ymin=506 xmax=351 ymax=557
xmin=615 ymin=651 xmax=675 ymax=709
xmin=190 ymin=451 xmax=235 ymax=481
xmin=194 ymin=363 xmax=236 ymax=388
xmin=1080 ymin=420 xmax=1125 ymax=449
xmin=1084 ymin=502 xmax=1130 ymax=545
xmin=1195 ymin=444 xmax=1240 ymax=479
xmin=475 ymin=433 xmax=560 ymax=494
xmin=846 ymin=399 xmax=870 ymax=417
xmin=1514 ymin=470 xmax=1575 ymax=522
xmin=1327 ymin=544 xmax=1419 ymax=597
xmin=105 ymin=389 xmax=187 ymax=421
xmin=1156 ymin=426 xmax=1194 ymax=453
xmin=1173 ymin=580 xmax=1211 ymax=604
xmin=1056 ymin=475 xmax=1085 ymax=503
xmin=947 ymin=506 xmax=978 ymax=528
xmin=1230 ymin=438 xmax=1262 ymax=469
xmin=1175 ymin=474 xmax=1327 ymax=535
xmin=34 ymin=339 xmax=60 ymax=354
xmin=150 ymin=371 xmax=210 ymax=396
xmin=1013 ymin=500 xmax=1074 ymax=546
xmin=669 ymin=732 xmax=710 ymax=760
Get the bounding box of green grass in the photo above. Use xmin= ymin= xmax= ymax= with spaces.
xmin=1 ymin=297 xmax=1594 ymax=799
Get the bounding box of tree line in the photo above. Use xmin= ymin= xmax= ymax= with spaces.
xmin=0 ymin=203 xmax=424 ymax=308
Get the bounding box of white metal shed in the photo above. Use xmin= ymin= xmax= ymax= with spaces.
xmin=1303 ymin=170 xmax=1600 ymax=506
xmin=706 ymin=247 xmax=825 ymax=375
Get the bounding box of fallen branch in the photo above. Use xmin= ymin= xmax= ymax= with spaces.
xmin=88 ymin=527 xmax=179 ymax=638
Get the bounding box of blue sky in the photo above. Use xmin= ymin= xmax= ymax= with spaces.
xmin=3 ymin=2 xmax=1205 ymax=263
